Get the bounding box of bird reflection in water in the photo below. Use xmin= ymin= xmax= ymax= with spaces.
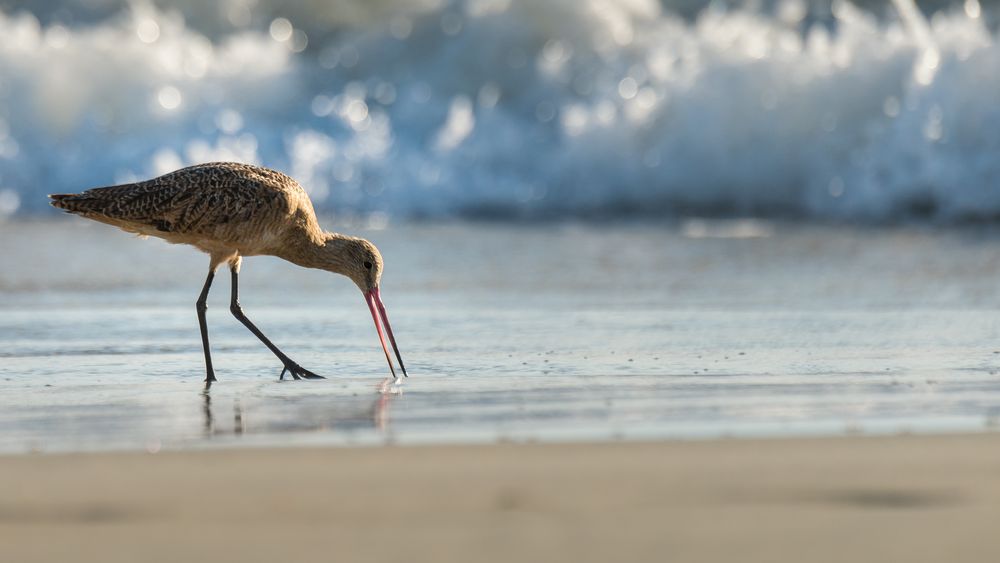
xmin=200 ymin=377 xmax=402 ymax=439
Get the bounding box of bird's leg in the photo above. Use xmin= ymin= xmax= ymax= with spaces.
xmin=196 ymin=269 xmax=217 ymax=383
xmin=228 ymin=266 xmax=324 ymax=380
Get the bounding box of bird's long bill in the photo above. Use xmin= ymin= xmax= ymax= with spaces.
xmin=365 ymin=287 xmax=407 ymax=378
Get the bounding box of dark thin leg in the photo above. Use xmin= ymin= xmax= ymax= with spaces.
xmin=228 ymin=266 xmax=324 ymax=380
xmin=196 ymin=270 xmax=216 ymax=383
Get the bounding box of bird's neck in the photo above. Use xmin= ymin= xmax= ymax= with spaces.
xmin=278 ymin=230 xmax=353 ymax=276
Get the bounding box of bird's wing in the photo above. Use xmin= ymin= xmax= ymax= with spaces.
xmin=54 ymin=163 xmax=304 ymax=236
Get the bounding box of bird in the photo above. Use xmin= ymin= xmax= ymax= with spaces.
xmin=49 ymin=161 xmax=406 ymax=384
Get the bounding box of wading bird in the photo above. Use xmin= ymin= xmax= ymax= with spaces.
xmin=50 ymin=162 xmax=406 ymax=384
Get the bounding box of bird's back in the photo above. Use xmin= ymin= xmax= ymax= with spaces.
xmin=51 ymin=162 xmax=320 ymax=253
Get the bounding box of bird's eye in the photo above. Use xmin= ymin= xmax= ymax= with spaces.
xmin=363 ymin=261 xmax=373 ymax=270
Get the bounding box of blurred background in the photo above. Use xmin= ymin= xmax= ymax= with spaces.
xmin=0 ymin=0 xmax=998 ymax=222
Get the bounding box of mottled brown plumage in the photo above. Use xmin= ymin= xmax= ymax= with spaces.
xmin=50 ymin=162 xmax=382 ymax=288
xmin=50 ymin=162 xmax=406 ymax=384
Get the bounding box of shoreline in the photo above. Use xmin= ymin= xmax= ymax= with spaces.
xmin=3 ymin=433 xmax=1000 ymax=562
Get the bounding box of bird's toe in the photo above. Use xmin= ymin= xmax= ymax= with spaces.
xmin=278 ymin=361 xmax=323 ymax=381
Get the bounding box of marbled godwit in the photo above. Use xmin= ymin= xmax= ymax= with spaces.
xmin=49 ymin=162 xmax=406 ymax=383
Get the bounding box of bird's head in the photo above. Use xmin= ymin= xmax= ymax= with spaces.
xmin=322 ymin=236 xmax=406 ymax=379
xmin=339 ymin=237 xmax=384 ymax=293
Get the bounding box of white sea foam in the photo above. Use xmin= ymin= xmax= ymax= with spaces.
xmin=1 ymin=0 xmax=999 ymax=220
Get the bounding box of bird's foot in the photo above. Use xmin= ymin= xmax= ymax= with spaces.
xmin=278 ymin=361 xmax=325 ymax=381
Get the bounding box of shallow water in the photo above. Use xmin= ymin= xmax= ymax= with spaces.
xmin=2 ymin=220 xmax=1000 ymax=453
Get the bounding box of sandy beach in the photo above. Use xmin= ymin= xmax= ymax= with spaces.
xmin=3 ymin=433 xmax=1000 ymax=562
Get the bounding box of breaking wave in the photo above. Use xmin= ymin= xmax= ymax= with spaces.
xmin=1 ymin=0 xmax=999 ymax=222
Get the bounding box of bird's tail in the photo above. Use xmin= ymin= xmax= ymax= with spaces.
xmin=49 ymin=187 xmax=125 ymax=215
xmin=49 ymin=193 xmax=90 ymax=214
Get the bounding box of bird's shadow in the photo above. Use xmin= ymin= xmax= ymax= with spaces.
xmin=200 ymin=377 xmax=400 ymax=439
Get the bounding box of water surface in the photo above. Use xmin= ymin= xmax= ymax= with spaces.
xmin=2 ymin=220 xmax=1000 ymax=452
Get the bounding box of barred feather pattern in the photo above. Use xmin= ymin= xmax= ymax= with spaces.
xmin=50 ymin=162 xmax=324 ymax=265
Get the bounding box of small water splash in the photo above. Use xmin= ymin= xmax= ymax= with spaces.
xmin=377 ymin=376 xmax=405 ymax=396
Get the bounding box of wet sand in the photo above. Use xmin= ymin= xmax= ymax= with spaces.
xmin=3 ymin=433 xmax=1000 ymax=563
